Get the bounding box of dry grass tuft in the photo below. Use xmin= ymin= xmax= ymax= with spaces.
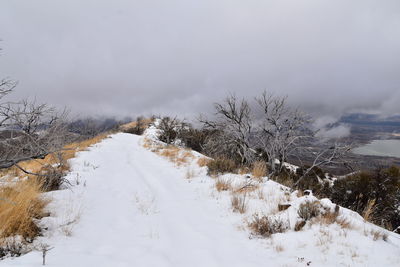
xmin=248 ymin=214 xmax=288 ymax=237
xmin=119 ymin=118 xmax=153 ymax=134
xmin=207 ymin=157 xmax=237 ymax=175
xmin=215 ymin=178 xmax=232 ymax=192
xmin=256 ymin=188 xmax=265 ymax=200
xmin=252 ymin=161 xmax=267 ymax=181
xmin=232 ymin=182 xmax=259 ymax=194
xmin=231 ymin=193 xmax=247 ymax=214
xmin=274 ymin=244 xmax=284 ymax=253
xmin=156 ymin=146 xmax=195 ymax=167
xmin=159 ymin=146 xmax=180 ymax=160
xmin=0 ymin=179 xmax=49 ymax=241
xmin=185 ymin=168 xmax=195 ymax=179
xmin=362 ymin=199 xmax=376 ymax=222
xmin=316 ymin=228 xmax=333 ymax=247
xmin=238 ymin=166 xmax=251 ymax=175
xmin=197 ymin=157 xmax=211 ymax=167
xmin=369 ymin=229 xmax=388 ymax=241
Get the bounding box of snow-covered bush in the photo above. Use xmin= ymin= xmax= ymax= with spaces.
xmin=156 ymin=116 xmax=186 ymax=145
xmin=297 ymin=201 xmax=322 ymax=221
xmin=0 ymin=237 xmax=26 ymax=259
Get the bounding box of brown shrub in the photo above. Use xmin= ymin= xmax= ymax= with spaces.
xmin=274 ymin=170 xmax=295 ymax=188
xmin=248 ymin=214 xmax=288 ymax=237
xmin=207 ymin=157 xmax=237 ymax=175
xmin=197 ymin=157 xmax=211 ymax=167
xmin=297 ymin=201 xmax=322 ymax=221
xmin=306 ymin=204 xmax=352 ymax=230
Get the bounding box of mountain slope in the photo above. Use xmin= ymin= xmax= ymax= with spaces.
xmin=2 ymin=133 xmax=400 ymax=266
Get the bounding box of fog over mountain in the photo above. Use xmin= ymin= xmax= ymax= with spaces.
xmin=0 ymin=0 xmax=399 ymax=121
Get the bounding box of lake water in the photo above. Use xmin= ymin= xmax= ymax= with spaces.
xmin=352 ymin=139 xmax=400 ymax=158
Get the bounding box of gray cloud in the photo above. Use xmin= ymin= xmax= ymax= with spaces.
xmin=0 ymin=0 xmax=399 ymax=120
xmin=313 ymin=116 xmax=351 ymax=140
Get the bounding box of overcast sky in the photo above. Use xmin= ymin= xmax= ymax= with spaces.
xmin=0 ymin=0 xmax=399 ymax=121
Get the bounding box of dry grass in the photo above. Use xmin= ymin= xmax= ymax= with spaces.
xmin=231 ymin=193 xmax=247 ymax=214
xmin=256 ymin=188 xmax=265 ymax=200
xmin=185 ymin=168 xmax=195 ymax=179
xmin=119 ymin=118 xmax=153 ymax=133
xmin=157 ymin=146 xmax=194 ymax=166
xmin=248 ymin=214 xmax=288 ymax=237
xmin=158 ymin=146 xmax=179 ymax=158
xmin=362 ymin=199 xmax=376 ymax=222
xmin=0 ymin=132 xmax=108 ymax=245
xmin=197 ymin=157 xmax=211 ymax=167
xmin=238 ymin=166 xmax=251 ymax=175
xmin=368 ymin=229 xmax=388 ymax=241
xmin=252 ymin=161 xmax=267 ymax=181
xmin=274 ymin=244 xmax=284 ymax=253
xmin=316 ymin=227 xmax=333 ymax=247
xmin=296 ymin=190 xmax=304 ymax=198
xmin=232 ymin=182 xmax=259 ymax=194
xmin=206 ymin=157 xmax=237 ymax=175
xmin=319 ymin=212 xmax=352 ymax=229
xmin=0 ymin=179 xmax=49 ymax=241
xmin=215 ymin=178 xmax=232 ymax=192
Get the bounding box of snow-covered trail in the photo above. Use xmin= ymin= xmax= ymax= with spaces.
xmin=3 ymin=133 xmax=277 ymax=267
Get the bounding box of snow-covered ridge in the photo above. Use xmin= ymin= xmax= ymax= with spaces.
xmin=2 ymin=130 xmax=400 ymax=266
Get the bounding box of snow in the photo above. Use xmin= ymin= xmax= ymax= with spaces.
xmin=2 ymin=133 xmax=400 ymax=266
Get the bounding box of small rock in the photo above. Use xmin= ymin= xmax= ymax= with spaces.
xmin=278 ymin=203 xmax=291 ymax=211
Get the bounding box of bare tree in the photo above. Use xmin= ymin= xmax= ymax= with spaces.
xmin=0 ymin=86 xmax=69 ymax=176
xmin=293 ymin=143 xmax=352 ymax=187
xmin=201 ymin=95 xmax=255 ymax=164
xmin=200 ymin=91 xmax=351 ymax=187
xmin=255 ymin=91 xmax=312 ymax=175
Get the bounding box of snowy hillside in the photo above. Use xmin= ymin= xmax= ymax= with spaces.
xmin=2 ymin=132 xmax=400 ymax=266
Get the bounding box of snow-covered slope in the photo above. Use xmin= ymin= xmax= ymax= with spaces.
xmin=2 ymin=133 xmax=400 ymax=266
